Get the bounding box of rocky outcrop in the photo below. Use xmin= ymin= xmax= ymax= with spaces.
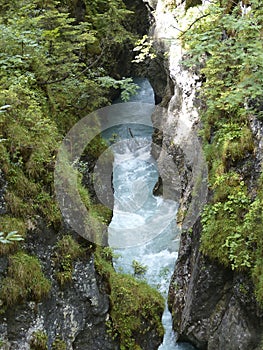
xmin=0 ymin=222 xmax=117 ymax=350
xmin=168 ymin=220 xmax=263 ymax=350
xmin=146 ymin=0 xmax=263 ymax=349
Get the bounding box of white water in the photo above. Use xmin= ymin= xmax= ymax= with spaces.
xmin=108 ymin=78 xmax=196 ymax=350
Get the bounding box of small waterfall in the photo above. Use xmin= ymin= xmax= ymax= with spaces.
xmin=107 ymin=78 xmax=196 ymax=350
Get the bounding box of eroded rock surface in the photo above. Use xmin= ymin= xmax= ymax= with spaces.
xmin=147 ymin=0 xmax=263 ymax=349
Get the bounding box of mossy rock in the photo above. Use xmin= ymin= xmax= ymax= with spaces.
xmin=109 ymin=273 xmax=165 ymax=349
xmin=0 ymin=252 xmax=51 ymax=306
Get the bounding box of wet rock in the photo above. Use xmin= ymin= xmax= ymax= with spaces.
xmin=0 ymin=223 xmax=117 ymax=350
xmin=168 ymin=221 xmax=263 ymax=350
xmin=148 ymin=0 xmax=263 ymax=349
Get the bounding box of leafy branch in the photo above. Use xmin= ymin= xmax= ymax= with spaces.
xmin=0 ymin=231 xmax=24 ymax=244
xmin=178 ymin=13 xmax=210 ymax=38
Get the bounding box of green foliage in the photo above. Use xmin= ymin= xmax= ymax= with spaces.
xmin=0 ymin=252 xmax=51 ymax=306
xmin=132 ymin=260 xmax=148 ymax=277
xmin=30 ymin=331 xmax=48 ymax=350
xmin=133 ymin=35 xmax=156 ymax=63
xmin=51 ymin=337 xmax=66 ymax=350
xmin=0 ymin=231 xmax=24 ymax=244
xmin=84 ymin=134 xmax=108 ymax=159
xmin=94 ymin=247 xmax=115 ymax=278
xmin=92 ymin=204 xmax=113 ymax=225
xmin=182 ymin=0 xmax=263 ymax=302
xmin=109 ymin=273 xmax=164 ymax=349
xmin=0 ymin=216 xmax=26 ymax=254
xmin=0 ymin=0 xmax=135 ymax=258
xmin=201 ymin=186 xmax=253 ymax=269
xmin=96 ymin=76 xmax=139 ymax=102
xmin=53 ymin=235 xmax=84 ymax=286
xmin=95 ymin=249 xmax=165 ymax=349
xmin=183 ymin=0 xmax=263 ymax=123
xmin=210 ymin=124 xmax=253 ymax=167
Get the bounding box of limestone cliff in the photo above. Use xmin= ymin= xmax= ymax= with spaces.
xmin=145 ymin=0 xmax=263 ymax=349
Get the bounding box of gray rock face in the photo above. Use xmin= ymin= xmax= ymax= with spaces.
xmin=0 ymin=223 xmax=117 ymax=350
xmin=147 ymin=0 xmax=263 ymax=349
xmin=168 ymin=221 xmax=263 ymax=350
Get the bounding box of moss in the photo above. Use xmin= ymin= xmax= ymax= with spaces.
xmin=36 ymin=191 xmax=61 ymax=228
xmin=92 ymin=204 xmax=113 ymax=225
xmin=95 ymin=248 xmax=165 ymax=349
xmin=200 ymin=185 xmax=253 ymax=268
xmin=211 ymin=172 xmax=244 ymax=203
xmin=221 ymin=126 xmax=254 ymax=166
xmin=53 ymin=235 xmax=84 ymax=286
xmin=0 ymin=252 xmax=51 ymax=306
xmin=51 ymin=337 xmax=67 ymax=350
xmin=85 ymin=134 xmax=108 ymax=159
xmin=94 ymin=247 xmax=114 ymax=279
xmin=30 ymin=330 xmax=48 ymax=350
xmin=109 ymin=273 xmax=164 ymax=349
xmin=204 ymin=124 xmax=254 ymax=175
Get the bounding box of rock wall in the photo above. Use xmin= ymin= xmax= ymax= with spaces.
xmin=0 ymin=219 xmax=117 ymax=350
xmin=146 ymin=0 xmax=263 ymax=349
xmin=169 ymin=219 xmax=263 ymax=350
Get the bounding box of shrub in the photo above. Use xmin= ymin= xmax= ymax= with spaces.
xmin=182 ymin=0 xmax=263 ymax=303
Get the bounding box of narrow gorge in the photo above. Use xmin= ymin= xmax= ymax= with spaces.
xmin=0 ymin=0 xmax=263 ymax=349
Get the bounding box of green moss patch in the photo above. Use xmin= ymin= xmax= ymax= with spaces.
xmin=95 ymin=248 xmax=165 ymax=349
xmin=0 ymin=252 xmax=51 ymax=306
xmin=53 ymin=235 xmax=84 ymax=286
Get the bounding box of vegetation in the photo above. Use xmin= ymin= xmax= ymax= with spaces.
xmin=0 ymin=1 xmax=166 ymax=347
xmin=181 ymin=0 xmax=263 ymax=302
xmin=30 ymin=331 xmax=67 ymax=350
xmin=0 ymin=252 xmax=51 ymax=306
xmin=53 ymin=235 xmax=84 ymax=286
xmin=0 ymin=216 xmax=25 ymax=254
xmin=132 ymin=259 xmax=148 ymax=277
xmin=0 ymin=231 xmax=23 ymax=245
xmin=51 ymin=337 xmax=67 ymax=350
xmin=30 ymin=331 xmax=48 ymax=350
xmin=0 ymin=0 xmax=140 ymax=315
xmin=95 ymin=248 xmax=165 ymax=350
xmin=0 ymin=0 xmax=137 ymax=241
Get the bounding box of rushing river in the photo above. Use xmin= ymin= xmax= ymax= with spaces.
xmin=107 ymin=78 xmax=196 ymax=350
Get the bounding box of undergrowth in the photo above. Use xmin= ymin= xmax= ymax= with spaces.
xmin=95 ymin=247 xmax=165 ymax=350
xmin=182 ymin=0 xmax=263 ymax=303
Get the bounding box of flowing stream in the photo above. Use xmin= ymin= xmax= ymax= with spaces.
xmin=107 ymin=78 xmax=196 ymax=350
